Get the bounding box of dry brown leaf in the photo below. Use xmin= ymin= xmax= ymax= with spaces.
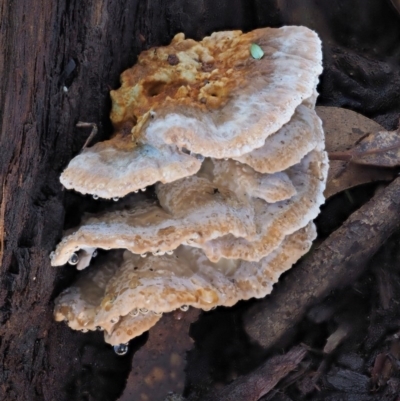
xmin=347 ymin=130 xmax=400 ymax=167
xmin=117 ymin=308 xmax=200 ymax=401
xmin=316 ymin=106 xmax=396 ymax=198
xmin=324 ymin=162 xmax=395 ymax=199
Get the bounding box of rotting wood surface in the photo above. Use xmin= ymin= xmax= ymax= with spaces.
xmin=0 ymin=1 xmax=145 ymax=400
xmin=0 ymin=1 xmax=289 ymax=399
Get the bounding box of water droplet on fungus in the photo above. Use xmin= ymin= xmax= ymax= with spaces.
xmin=114 ymin=343 xmax=129 ymax=356
xmin=68 ymin=253 xmax=79 ymax=265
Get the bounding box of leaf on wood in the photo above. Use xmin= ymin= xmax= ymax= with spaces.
xmin=347 ymin=130 xmax=400 ymax=167
xmin=118 ymin=308 xmax=200 ymax=401
xmin=316 ymin=107 xmax=396 ymax=198
xmin=371 ymin=340 xmax=400 ymax=390
xmin=199 ymin=346 xmax=307 ymax=401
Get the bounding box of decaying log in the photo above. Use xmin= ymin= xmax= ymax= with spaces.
xmin=244 ymin=176 xmax=400 ymax=349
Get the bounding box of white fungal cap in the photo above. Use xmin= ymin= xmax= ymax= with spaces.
xmin=200 ymin=148 xmax=328 ymax=262
xmin=199 ymin=158 xmax=297 ymax=203
xmin=234 ymin=104 xmax=324 ymax=174
xmin=52 ymin=25 xmax=327 ymax=346
xmin=104 ymin=313 xmax=162 ymax=346
xmin=51 ymin=175 xmax=255 ymax=267
xmin=54 ymin=223 xmax=316 ymax=345
xmin=60 ymin=134 xmax=202 ymax=199
xmin=120 ymin=26 xmax=323 ymax=158
xmin=53 ymin=252 xmax=123 ymax=332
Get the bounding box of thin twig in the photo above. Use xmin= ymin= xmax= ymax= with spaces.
xmin=76 ymin=121 xmax=98 ymax=150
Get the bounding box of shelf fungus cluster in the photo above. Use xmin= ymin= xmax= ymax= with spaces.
xmin=51 ymin=26 xmax=328 ymax=346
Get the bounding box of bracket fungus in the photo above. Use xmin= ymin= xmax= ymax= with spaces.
xmin=52 ymin=26 xmax=328 ymax=347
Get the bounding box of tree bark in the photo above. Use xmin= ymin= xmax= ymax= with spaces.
xmin=0 ymin=1 xmax=145 ymax=399
xmin=0 ymin=1 xmax=281 ymax=399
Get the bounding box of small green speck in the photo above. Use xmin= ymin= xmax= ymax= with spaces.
xmin=250 ymin=43 xmax=264 ymax=60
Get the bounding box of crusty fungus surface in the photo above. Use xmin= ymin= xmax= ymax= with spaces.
xmin=201 ymin=148 xmax=328 ymax=262
xmin=234 ymin=103 xmax=324 ymax=174
xmin=60 ymin=25 xmax=322 ymax=200
xmin=51 ymin=176 xmax=255 ymax=268
xmin=55 ymin=223 xmax=316 ymax=345
xmin=61 ymin=134 xmax=203 ymax=199
xmin=53 ymin=25 xmax=327 ymax=347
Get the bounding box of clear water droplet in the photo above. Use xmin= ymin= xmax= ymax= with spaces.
xmin=114 ymin=343 xmax=129 ymax=356
xmin=158 ymin=251 xmax=165 ymax=256
xmin=81 ymin=329 xmax=88 ymax=333
xmin=224 ymin=158 xmax=228 ymax=161
xmin=134 ymin=190 xmax=139 ymax=193
xmin=139 ymin=308 xmax=149 ymax=315
xmin=180 ymin=305 xmax=189 ymax=312
xmin=92 ymin=194 xmax=99 ymax=200
xmin=166 ymin=250 xmax=173 ymax=255
xmin=49 ymin=251 xmax=55 ymax=260
xmin=140 ymin=253 xmax=147 ymax=258
xmin=129 ymin=309 xmax=139 ymax=317
xmin=113 ymin=197 xmax=119 ymax=202
xmin=96 ymin=326 xmax=103 ymax=331
xmin=68 ymin=253 xmax=79 ymax=265
xmin=141 ymin=188 xmax=146 ymax=192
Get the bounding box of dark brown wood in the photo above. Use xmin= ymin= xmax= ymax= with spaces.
xmin=0 ymin=2 xmax=284 ymax=399
xmin=198 ymin=347 xmax=306 ymax=401
xmin=244 ymin=176 xmax=400 ymax=350
xmin=0 ymin=1 xmax=144 ymax=400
